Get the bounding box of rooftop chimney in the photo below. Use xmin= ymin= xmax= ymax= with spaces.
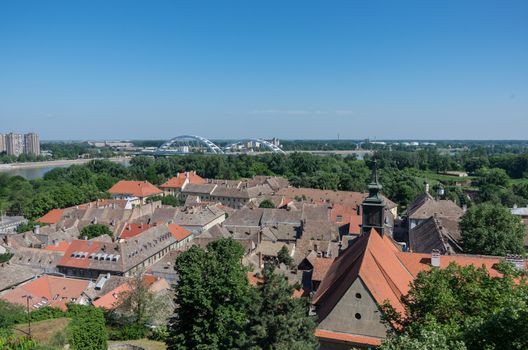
xmin=431 ymin=249 xmax=441 ymax=267
xmin=33 ymin=225 xmax=40 ymax=235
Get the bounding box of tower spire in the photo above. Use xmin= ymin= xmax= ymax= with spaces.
xmin=361 ymin=160 xmax=385 ymax=236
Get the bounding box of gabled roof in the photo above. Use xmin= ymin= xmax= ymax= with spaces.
xmin=313 ymin=229 xmax=413 ymax=319
xmin=168 ymin=223 xmax=192 ymax=241
xmin=92 ymin=275 xmax=167 ymax=309
xmin=160 ymin=171 xmax=206 ymax=189
xmin=407 ymin=194 xmax=463 ymax=220
xmin=37 ymin=209 xmax=65 ymax=224
xmin=1 ymin=275 xmax=89 ymax=310
xmin=311 ymin=257 xmax=335 ymax=282
xmin=108 ymin=180 xmax=162 ymax=198
xmin=119 ymin=223 xmax=154 ymax=240
xmin=409 ymin=216 xmax=462 ymax=254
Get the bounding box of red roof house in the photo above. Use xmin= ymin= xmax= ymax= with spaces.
xmin=108 ymin=180 xmax=162 ymax=204
xmin=1 ymin=275 xmax=89 ymax=311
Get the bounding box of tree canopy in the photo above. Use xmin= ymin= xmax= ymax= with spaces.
xmin=81 ymin=224 xmax=113 ymax=240
xmin=381 ymin=262 xmax=528 ymax=350
xmin=460 ymin=203 xmax=525 ymax=255
xmin=166 ymin=239 xmax=316 ymax=350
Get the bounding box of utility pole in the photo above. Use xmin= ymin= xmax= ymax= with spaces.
xmin=22 ymin=294 xmax=33 ymax=339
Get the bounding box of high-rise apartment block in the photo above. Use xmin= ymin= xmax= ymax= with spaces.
xmin=6 ymin=133 xmax=25 ymax=157
xmin=1 ymin=132 xmax=40 ymax=156
xmin=0 ymin=134 xmax=6 ymax=153
xmin=24 ymin=132 xmax=40 ymax=156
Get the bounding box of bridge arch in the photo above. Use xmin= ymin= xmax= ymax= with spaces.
xmin=157 ymin=135 xmax=224 ymax=155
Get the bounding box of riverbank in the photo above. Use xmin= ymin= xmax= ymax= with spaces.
xmin=0 ymin=157 xmax=131 ymax=170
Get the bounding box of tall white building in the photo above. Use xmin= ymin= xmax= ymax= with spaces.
xmin=6 ymin=133 xmax=24 ymax=157
xmin=24 ymin=133 xmax=40 ymax=156
xmin=0 ymin=134 xmax=6 ymax=153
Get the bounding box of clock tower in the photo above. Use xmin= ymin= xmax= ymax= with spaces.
xmin=361 ymin=161 xmax=385 ymax=236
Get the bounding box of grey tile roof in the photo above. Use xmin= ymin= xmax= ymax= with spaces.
xmin=409 ymin=216 xmax=462 ymax=254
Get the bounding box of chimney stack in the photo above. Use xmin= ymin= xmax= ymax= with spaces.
xmin=431 ymin=249 xmax=441 ymax=267
xmin=33 ymin=225 xmax=40 ymax=235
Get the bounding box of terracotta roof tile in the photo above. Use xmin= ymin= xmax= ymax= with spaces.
xmin=168 ymin=223 xmax=192 ymax=241
xmin=44 ymin=241 xmax=71 ymax=252
xmin=315 ymin=329 xmax=382 ymax=346
xmin=37 ymin=209 xmax=65 ymax=224
xmin=119 ymin=223 xmax=154 ymax=240
xmin=160 ymin=171 xmax=207 ymax=189
xmin=108 ymin=180 xmax=162 ymax=198
xmin=1 ymin=275 xmax=89 ymax=311
xmin=93 ymin=275 xmax=162 ymax=309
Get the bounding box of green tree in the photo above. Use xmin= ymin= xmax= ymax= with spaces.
xmin=0 ymin=300 xmax=26 ymax=329
xmin=460 ymin=203 xmax=525 ymax=255
xmin=277 ymin=245 xmax=293 ymax=267
xmin=113 ymin=272 xmax=170 ymax=328
xmin=382 ymin=263 xmax=528 ymax=350
xmin=81 ymin=224 xmax=113 ymax=240
xmin=243 ymin=264 xmax=317 ymax=350
xmin=258 ymin=199 xmax=276 ymax=209
xmin=166 ymin=239 xmax=251 ymax=350
xmin=477 ymin=167 xmax=510 ymax=188
xmin=68 ymin=304 xmax=108 ymax=350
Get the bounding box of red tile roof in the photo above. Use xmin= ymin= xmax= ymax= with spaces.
xmin=315 ymin=329 xmax=382 ymax=346
xmin=92 ymin=275 xmax=161 ymax=309
xmin=44 ymin=241 xmax=71 ymax=252
xmin=396 ymin=252 xmax=512 ymax=278
xmin=37 ymin=209 xmax=65 ymax=224
xmin=108 ymin=180 xmax=162 ymax=198
xmin=313 ymin=230 xmax=413 ymax=319
xmin=160 ymin=172 xmax=207 ymax=189
xmin=168 ymin=223 xmax=192 ymax=241
xmin=119 ymin=223 xmax=154 ymax=240
xmin=313 ymin=229 xmax=522 ymax=347
xmin=348 ymin=215 xmax=362 ymax=235
xmin=311 ymin=257 xmax=335 ymax=282
xmin=1 ymin=275 xmax=89 ymax=311
xmin=58 ymin=240 xmax=102 ymax=269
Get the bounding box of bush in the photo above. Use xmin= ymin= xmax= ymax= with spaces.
xmin=148 ymin=326 xmax=169 ymax=342
xmin=0 ymin=300 xmax=26 ymax=329
xmin=109 ymin=323 xmax=150 ymax=341
xmin=0 ymin=335 xmax=39 ymax=350
xmin=30 ymin=306 xmax=67 ymax=322
xmin=68 ymin=305 xmax=108 ymax=350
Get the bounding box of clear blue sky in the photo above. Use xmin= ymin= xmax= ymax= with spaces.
xmin=1 ymin=0 xmax=527 ymax=140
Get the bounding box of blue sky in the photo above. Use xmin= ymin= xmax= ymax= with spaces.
xmin=1 ymin=0 xmax=527 ymax=140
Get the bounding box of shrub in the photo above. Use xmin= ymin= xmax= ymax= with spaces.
xmin=30 ymin=306 xmax=67 ymax=322
xmin=109 ymin=323 xmax=149 ymax=341
xmin=68 ymin=305 xmax=108 ymax=350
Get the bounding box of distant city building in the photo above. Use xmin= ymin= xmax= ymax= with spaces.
xmin=24 ymin=132 xmax=40 ymax=156
xmin=0 ymin=133 xmax=6 ymax=153
xmin=1 ymin=132 xmax=40 ymax=156
xmin=5 ymin=133 xmax=24 ymax=157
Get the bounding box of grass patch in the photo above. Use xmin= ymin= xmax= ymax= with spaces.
xmin=109 ymin=338 xmax=167 ymax=350
xmin=14 ymin=317 xmax=70 ymax=346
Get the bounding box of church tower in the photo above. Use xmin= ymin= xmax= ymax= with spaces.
xmin=361 ymin=160 xmax=385 ymax=236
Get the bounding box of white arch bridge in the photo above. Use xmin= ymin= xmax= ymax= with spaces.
xmin=155 ymin=135 xmax=285 ymax=155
